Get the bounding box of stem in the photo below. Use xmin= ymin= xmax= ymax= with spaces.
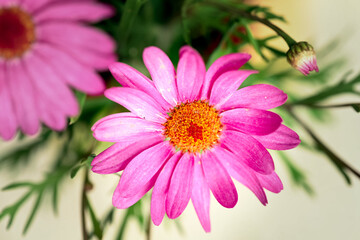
xmin=81 ymin=171 xmax=89 ymax=240
xmin=146 ymin=214 xmax=152 ymax=240
xmin=286 ymin=107 xmax=360 ymax=182
xmin=202 ymin=0 xmax=297 ymax=47
xmin=295 ymin=102 xmax=360 ymax=109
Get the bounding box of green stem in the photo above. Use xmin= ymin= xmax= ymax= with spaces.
xmin=81 ymin=171 xmax=89 ymax=240
xmin=146 ymin=214 xmax=152 ymax=240
xmin=286 ymin=107 xmax=360 ymax=182
xmin=293 ymin=102 xmax=360 ymax=109
xmin=202 ymin=0 xmax=297 ymax=47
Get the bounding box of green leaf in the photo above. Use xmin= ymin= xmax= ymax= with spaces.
xmin=351 ymin=104 xmax=360 ymax=113
xmin=70 ymin=155 xmax=96 ymax=179
xmin=278 ymin=152 xmax=314 ymax=195
xmin=241 ymin=19 xmax=268 ymax=61
xmin=2 ymin=182 xmax=34 ymax=191
xmin=23 ymin=192 xmax=43 ymax=234
xmin=85 ymin=196 xmax=103 ymax=239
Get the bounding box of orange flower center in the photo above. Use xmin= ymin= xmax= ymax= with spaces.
xmin=0 ymin=7 xmax=35 ymax=59
xmin=163 ymin=100 xmax=222 ymax=153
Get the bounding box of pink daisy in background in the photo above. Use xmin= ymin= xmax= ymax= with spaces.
xmin=0 ymin=0 xmax=116 ymax=140
xmin=91 ymin=46 xmax=300 ymax=232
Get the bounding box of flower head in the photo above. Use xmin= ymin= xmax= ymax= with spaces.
xmin=0 ymin=0 xmax=116 ymax=140
xmin=91 ymin=46 xmax=300 ymax=232
xmin=286 ymin=41 xmax=319 ymax=76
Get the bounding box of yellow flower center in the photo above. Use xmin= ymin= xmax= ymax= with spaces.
xmin=0 ymin=7 xmax=35 ymax=59
xmin=163 ymin=100 xmax=222 ymax=153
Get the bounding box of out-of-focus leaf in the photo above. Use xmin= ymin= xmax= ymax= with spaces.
xmin=2 ymin=182 xmax=34 ymax=191
xmin=23 ymin=192 xmax=43 ymax=234
xmin=278 ymin=152 xmax=314 ymax=195
xmin=241 ymin=19 xmax=268 ymax=61
xmin=351 ymin=104 xmax=360 ymax=113
xmin=86 ymin=196 xmax=103 ymax=239
xmin=70 ymin=155 xmax=96 ymax=179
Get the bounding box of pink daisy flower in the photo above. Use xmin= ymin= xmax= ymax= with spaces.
xmin=0 ymin=0 xmax=116 ymax=140
xmin=91 ymin=46 xmax=300 ymax=232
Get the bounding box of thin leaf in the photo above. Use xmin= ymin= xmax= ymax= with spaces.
xmin=23 ymin=192 xmax=43 ymax=234
xmin=2 ymin=182 xmax=34 ymax=191
xmin=86 ymin=196 xmax=103 ymax=239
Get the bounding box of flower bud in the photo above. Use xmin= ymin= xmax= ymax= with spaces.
xmin=286 ymin=42 xmax=319 ymax=76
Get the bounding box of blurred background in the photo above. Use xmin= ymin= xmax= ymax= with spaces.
xmin=1 ymin=0 xmax=359 ymax=239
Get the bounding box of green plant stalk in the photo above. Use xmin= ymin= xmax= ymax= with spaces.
xmin=286 ymin=107 xmax=360 ymax=183
xmin=202 ymin=0 xmax=297 ymax=47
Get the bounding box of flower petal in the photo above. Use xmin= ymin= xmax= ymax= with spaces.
xmin=92 ymin=133 xmax=164 ymax=174
xmin=255 ymin=172 xmax=283 ymax=193
xmin=220 ymin=84 xmax=288 ymax=111
xmin=6 ymin=60 xmax=39 ymax=135
xmin=221 ymin=108 xmax=282 ymax=135
xmin=151 ymin=152 xmax=182 ymax=225
xmin=166 ymin=153 xmax=194 ymax=219
xmin=253 ymin=124 xmax=301 ymax=150
xmin=116 ymin=142 xmax=173 ymax=198
xmin=210 ymin=70 xmax=257 ymax=107
xmin=201 ymin=53 xmax=251 ymax=99
xmin=221 ymin=130 xmax=274 ymax=174
xmin=33 ymin=43 xmax=105 ymax=94
xmin=0 ymin=64 xmax=17 ymax=140
xmin=105 ymin=87 xmax=167 ymax=123
xmin=24 ymin=51 xmax=79 ymax=117
xmin=91 ymin=112 xmax=136 ymax=132
xmin=92 ymin=115 xmax=163 ymax=142
xmin=113 ymin=172 xmax=159 ymax=209
xmin=109 ymin=62 xmax=171 ymax=110
xmin=37 ymin=22 xmax=115 ymax=54
xmin=143 ymin=46 xmax=178 ymax=106
xmin=213 ymin=147 xmax=268 ymax=205
xmin=176 ymin=46 xmax=206 ymax=102
xmin=191 ymin=156 xmax=211 ymax=232
xmin=33 ymin=2 xmax=114 ymax=23
xmin=21 ymin=0 xmax=49 ymax=13
xmin=202 ymin=151 xmax=238 ymax=208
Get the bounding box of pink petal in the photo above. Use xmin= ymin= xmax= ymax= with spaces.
xmin=213 ymin=147 xmax=268 ymax=205
xmin=33 ymin=43 xmax=105 ymax=95
xmin=221 ymin=130 xmax=274 ymax=174
xmin=20 ymin=0 xmax=49 ymax=12
xmin=6 ymin=60 xmax=39 ymax=135
xmin=92 ymin=115 xmax=163 ymax=142
xmin=24 ymin=52 xmax=79 ymax=117
xmin=92 ymin=133 xmax=164 ymax=174
xmin=91 ymin=112 xmax=136 ymax=132
xmin=253 ymin=124 xmax=301 ymax=150
xmin=255 ymin=172 xmax=283 ymax=193
xmin=191 ymin=156 xmax=211 ymax=232
xmin=151 ymin=152 xmax=182 ymax=225
xmin=143 ymin=46 xmax=178 ymax=106
xmin=113 ymin=172 xmax=159 ymax=209
xmin=176 ymin=46 xmax=206 ymax=102
xmin=105 ymin=87 xmax=167 ymax=123
xmin=210 ymin=70 xmax=257 ymax=107
xmin=201 ymin=53 xmax=251 ymax=99
xmin=37 ymin=22 xmax=115 ymax=54
xmin=0 ymin=65 xmax=17 ymax=140
xmin=34 ymin=2 xmax=114 ymax=23
xmin=116 ymin=142 xmax=173 ymax=198
xmin=109 ymin=62 xmax=171 ymax=110
xmin=202 ymin=151 xmax=238 ymax=208
xmin=220 ymin=84 xmax=288 ymax=111
xmin=166 ymin=153 xmax=194 ymax=219
xmin=221 ymin=108 xmax=282 ymax=135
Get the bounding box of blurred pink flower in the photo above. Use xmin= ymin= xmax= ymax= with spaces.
xmin=91 ymin=46 xmax=300 ymax=232
xmin=0 ymin=0 xmax=116 ymax=140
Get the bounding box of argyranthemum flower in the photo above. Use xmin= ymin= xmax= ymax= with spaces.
xmin=0 ymin=0 xmax=116 ymax=140
xmin=91 ymin=46 xmax=300 ymax=232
